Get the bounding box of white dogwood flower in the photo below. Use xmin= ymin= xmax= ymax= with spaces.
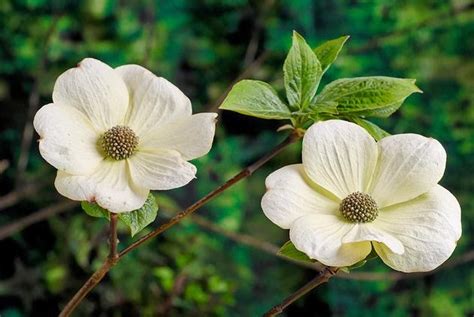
xmin=34 ymin=58 xmax=217 ymax=213
xmin=262 ymin=120 xmax=461 ymax=272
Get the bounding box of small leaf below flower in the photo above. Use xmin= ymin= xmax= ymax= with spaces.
xmin=118 ymin=193 xmax=159 ymax=237
xmin=81 ymin=201 xmax=110 ymax=220
xmin=278 ymin=240 xmax=314 ymax=263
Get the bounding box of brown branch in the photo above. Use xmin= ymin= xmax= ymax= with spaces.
xmin=0 ymin=200 xmax=77 ymax=240
xmin=187 ymin=213 xmax=324 ymax=271
xmin=109 ymin=213 xmax=119 ymax=260
xmin=58 ymin=131 xmax=302 ymax=316
xmin=263 ymin=267 xmax=338 ymax=316
xmin=0 ymin=160 xmax=9 ymax=175
xmin=0 ymin=182 xmax=46 ymax=211
xmin=59 ymin=212 xmax=120 ymax=317
xmin=119 ymin=131 xmax=301 ymax=258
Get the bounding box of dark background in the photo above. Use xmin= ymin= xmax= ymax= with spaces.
xmin=0 ymin=0 xmax=473 ymax=316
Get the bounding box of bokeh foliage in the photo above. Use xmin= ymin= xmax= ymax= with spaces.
xmin=0 ymin=0 xmax=473 ymax=316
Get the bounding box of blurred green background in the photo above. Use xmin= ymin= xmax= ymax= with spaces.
xmin=0 ymin=0 xmax=473 ymax=316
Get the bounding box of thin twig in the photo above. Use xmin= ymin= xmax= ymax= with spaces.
xmin=172 ymin=208 xmax=473 ymax=281
xmin=187 ymin=213 xmax=325 ymax=271
xmin=59 ymin=212 xmax=120 ymax=317
xmin=109 ymin=213 xmax=118 ymax=260
xmin=263 ymin=267 xmax=338 ymax=316
xmin=0 ymin=200 xmax=77 ymax=240
xmin=58 ymin=131 xmax=302 ymax=316
xmin=0 ymin=182 xmax=46 ymax=211
xmin=119 ymin=131 xmax=301 ymax=258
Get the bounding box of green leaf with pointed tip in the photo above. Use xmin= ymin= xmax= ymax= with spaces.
xmin=316 ymin=76 xmax=422 ymax=118
xmin=277 ymin=241 xmax=314 ymax=263
xmin=219 ymin=80 xmax=291 ymax=119
xmin=81 ymin=201 xmax=110 ymax=220
xmin=314 ymin=35 xmax=350 ymax=73
xmin=118 ymin=193 xmax=158 ymax=237
xmin=351 ymin=117 xmax=390 ymax=141
xmin=284 ymin=31 xmax=322 ymax=110
xmin=311 ymin=101 xmax=339 ymax=114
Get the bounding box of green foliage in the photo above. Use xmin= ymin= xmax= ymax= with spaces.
xmin=314 ymin=35 xmax=350 ymax=74
xmin=81 ymin=194 xmax=158 ymax=237
xmin=118 ymin=194 xmax=158 ymax=237
xmin=350 ymin=117 xmax=390 ymax=141
xmin=0 ymin=1 xmax=472 ymax=316
xmin=81 ymin=201 xmax=110 ymax=219
xmin=316 ymin=76 xmax=422 ymax=118
xmin=278 ymin=241 xmax=314 ymax=263
xmin=283 ymin=31 xmax=322 ymax=110
xmin=220 ymin=32 xmax=421 ymax=131
xmin=219 ymin=80 xmax=291 ymax=119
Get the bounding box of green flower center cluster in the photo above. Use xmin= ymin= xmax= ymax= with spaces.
xmin=339 ymin=191 xmax=378 ymax=223
xmin=101 ymin=125 xmax=138 ymax=160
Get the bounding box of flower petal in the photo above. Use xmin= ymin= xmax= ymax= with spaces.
xmin=141 ymin=113 xmax=218 ymax=161
xmin=52 ymin=58 xmax=129 ymax=130
xmin=342 ymin=224 xmax=404 ymax=254
xmin=128 ymin=149 xmax=197 ymax=190
xmin=373 ymin=185 xmax=461 ymax=272
xmin=302 ymin=120 xmax=378 ymax=199
xmin=33 ymin=103 xmax=103 ymax=175
xmin=55 ymin=160 xmax=148 ymax=213
xmin=290 ymin=214 xmax=372 ymax=267
xmin=115 ymin=64 xmax=192 ymax=138
xmin=369 ymin=134 xmax=446 ymax=207
xmin=261 ymin=164 xmax=338 ymax=229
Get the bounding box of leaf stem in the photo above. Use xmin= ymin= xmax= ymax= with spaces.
xmin=59 ymin=131 xmax=302 ymax=316
xmin=263 ymin=267 xmax=338 ymax=317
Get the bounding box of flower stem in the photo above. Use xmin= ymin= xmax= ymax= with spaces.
xmin=59 ymin=131 xmax=302 ymax=316
xmin=262 ymin=267 xmax=338 ymax=317
xmin=59 ymin=213 xmax=119 ymax=317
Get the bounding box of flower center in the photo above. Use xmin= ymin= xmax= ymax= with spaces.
xmin=100 ymin=125 xmax=138 ymax=160
xmin=339 ymin=192 xmax=378 ymax=223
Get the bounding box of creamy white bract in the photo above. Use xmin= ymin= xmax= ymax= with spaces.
xmin=261 ymin=120 xmax=461 ymax=272
xmin=34 ymin=58 xmax=217 ymax=213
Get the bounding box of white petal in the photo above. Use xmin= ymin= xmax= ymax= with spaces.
xmin=33 ymin=103 xmax=103 ymax=175
xmin=52 ymin=58 xmax=129 ymax=130
xmin=290 ymin=214 xmax=372 ymax=267
xmin=261 ymin=164 xmax=339 ymax=229
xmin=115 ymin=64 xmax=192 ymax=137
xmin=55 ymin=160 xmax=149 ymax=213
xmin=342 ymin=224 xmax=404 ymax=254
xmin=373 ymin=185 xmax=461 ymax=272
xmin=370 ymin=134 xmax=446 ymax=207
xmin=141 ymin=113 xmax=218 ymax=161
xmin=128 ymin=149 xmax=197 ymax=190
xmin=302 ymin=120 xmax=378 ymax=199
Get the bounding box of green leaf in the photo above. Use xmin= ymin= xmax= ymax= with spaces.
xmin=219 ymin=80 xmax=291 ymax=119
xmin=351 ymin=117 xmax=390 ymax=141
xmin=81 ymin=201 xmax=110 ymax=220
xmin=311 ymin=101 xmax=339 ymax=114
xmin=118 ymin=193 xmax=158 ymax=237
xmin=277 ymin=241 xmax=314 ymax=263
xmin=314 ymin=35 xmax=350 ymax=73
xmin=316 ymin=76 xmax=422 ymax=118
xmin=283 ymin=31 xmax=322 ymax=110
